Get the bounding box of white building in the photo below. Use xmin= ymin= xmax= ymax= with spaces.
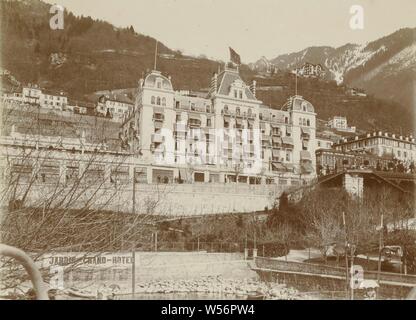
xmin=296 ymin=63 xmax=325 ymax=78
xmin=327 ymin=116 xmax=356 ymax=133
xmin=316 ymin=134 xmax=334 ymax=150
xmin=22 ymin=85 xmax=42 ymax=105
xmin=97 ymin=93 xmax=134 ymax=122
xmin=333 ymin=131 xmax=416 ymax=162
xmin=121 ymin=65 xmax=317 ymax=185
xmin=40 ymin=89 xmax=68 ymax=110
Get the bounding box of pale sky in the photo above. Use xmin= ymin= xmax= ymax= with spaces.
xmin=44 ymin=0 xmax=416 ymax=62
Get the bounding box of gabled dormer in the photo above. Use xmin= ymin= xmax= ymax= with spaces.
xmin=208 ymin=67 xmax=257 ymax=101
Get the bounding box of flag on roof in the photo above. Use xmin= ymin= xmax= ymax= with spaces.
xmin=229 ymin=47 xmax=241 ymax=65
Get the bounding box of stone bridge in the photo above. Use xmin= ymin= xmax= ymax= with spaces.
xmin=317 ymin=169 xmax=415 ymax=196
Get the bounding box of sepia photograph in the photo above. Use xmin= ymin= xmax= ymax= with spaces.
xmin=0 ymin=0 xmax=415 ymax=306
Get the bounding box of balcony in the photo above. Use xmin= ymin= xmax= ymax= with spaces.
xmin=153 ymin=114 xmax=165 ymax=122
xmin=301 ymin=127 xmax=311 ymax=140
xmin=188 ymin=118 xmax=202 ymax=128
xmin=272 ymin=130 xmax=281 ymax=137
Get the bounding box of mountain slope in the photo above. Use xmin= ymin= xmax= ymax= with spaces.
xmin=0 ymin=0 xmax=231 ymax=98
xmin=262 ymin=28 xmax=416 ymax=111
xmin=0 ymin=0 xmax=413 ymax=133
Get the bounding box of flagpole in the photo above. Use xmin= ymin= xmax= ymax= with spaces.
xmin=295 ymin=70 xmax=298 ymax=96
xmin=154 ymin=40 xmax=158 ymax=70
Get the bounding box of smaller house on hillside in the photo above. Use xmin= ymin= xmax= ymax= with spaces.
xmin=96 ymin=93 xmax=134 ymax=122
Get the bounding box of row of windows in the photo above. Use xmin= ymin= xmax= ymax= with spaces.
xmin=298 ymin=118 xmax=311 ymax=127
xmin=176 ymin=114 xmax=212 ymax=127
xmin=342 ymin=138 xmax=414 ymax=150
xmin=233 ymin=90 xmax=244 ymax=99
xmin=176 ymin=101 xmax=213 ymax=113
xmin=44 ymin=95 xmax=65 ymax=101
xmin=223 ymin=105 xmax=253 ymax=117
xmin=151 ymin=96 xmax=167 ymax=106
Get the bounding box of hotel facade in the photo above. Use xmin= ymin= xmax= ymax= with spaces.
xmin=0 ymin=65 xmax=320 ymax=215
xmin=121 ymin=65 xmax=317 ymax=186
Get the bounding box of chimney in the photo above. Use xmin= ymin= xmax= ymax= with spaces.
xmin=211 ymin=72 xmax=218 ymax=94
xmin=250 ymin=80 xmax=257 ymax=98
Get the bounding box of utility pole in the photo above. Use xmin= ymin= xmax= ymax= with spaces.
xmin=343 ymin=212 xmax=349 ymax=299
xmin=155 ymin=231 xmax=158 ymax=252
xmin=377 ymin=213 xmax=384 ymax=285
xmin=295 ymin=70 xmax=298 ymax=96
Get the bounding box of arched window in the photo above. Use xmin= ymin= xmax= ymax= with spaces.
xmin=259 ymin=113 xmax=263 ymax=120
xmin=162 ymin=97 xmax=166 ymax=106
xmin=151 ymin=96 xmax=155 ymax=104
xmin=303 ymin=118 xmax=307 ymax=126
xmin=248 ymin=108 xmax=252 ymax=116
xmin=224 ymin=105 xmax=229 ymax=113
xmin=307 ymin=119 xmax=310 ymax=126
xmin=156 ymin=97 xmax=161 ymax=105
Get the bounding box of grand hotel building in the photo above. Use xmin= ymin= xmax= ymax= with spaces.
xmin=121 ymin=65 xmax=317 ymax=185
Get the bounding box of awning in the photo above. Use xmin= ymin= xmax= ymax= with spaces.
xmin=189 ymin=113 xmax=201 ymax=120
xmin=284 ymin=163 xmax=294 ymax=171
xmin=153 ymin=107 xmax=165 ymax=114
xmin=272 ymin=162 xmax=285 ymax=171
xmin=301 ymin=162 xmax=314 ymax=173
xmin=286 ymin=126 xmax=292 ymax=133
xmin=282 ymin=136 xmax=294 ymax=145
xmin=301 ymin=127 xmax=311 ymax=135
xmin=272 ymin=137 xmax=281 ymax=144
xmin=300 ymin=150 xmax=312 ymax=160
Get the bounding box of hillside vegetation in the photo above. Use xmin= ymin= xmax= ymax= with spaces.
xmin=1 ymin=0 xmax=413 ymax=133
